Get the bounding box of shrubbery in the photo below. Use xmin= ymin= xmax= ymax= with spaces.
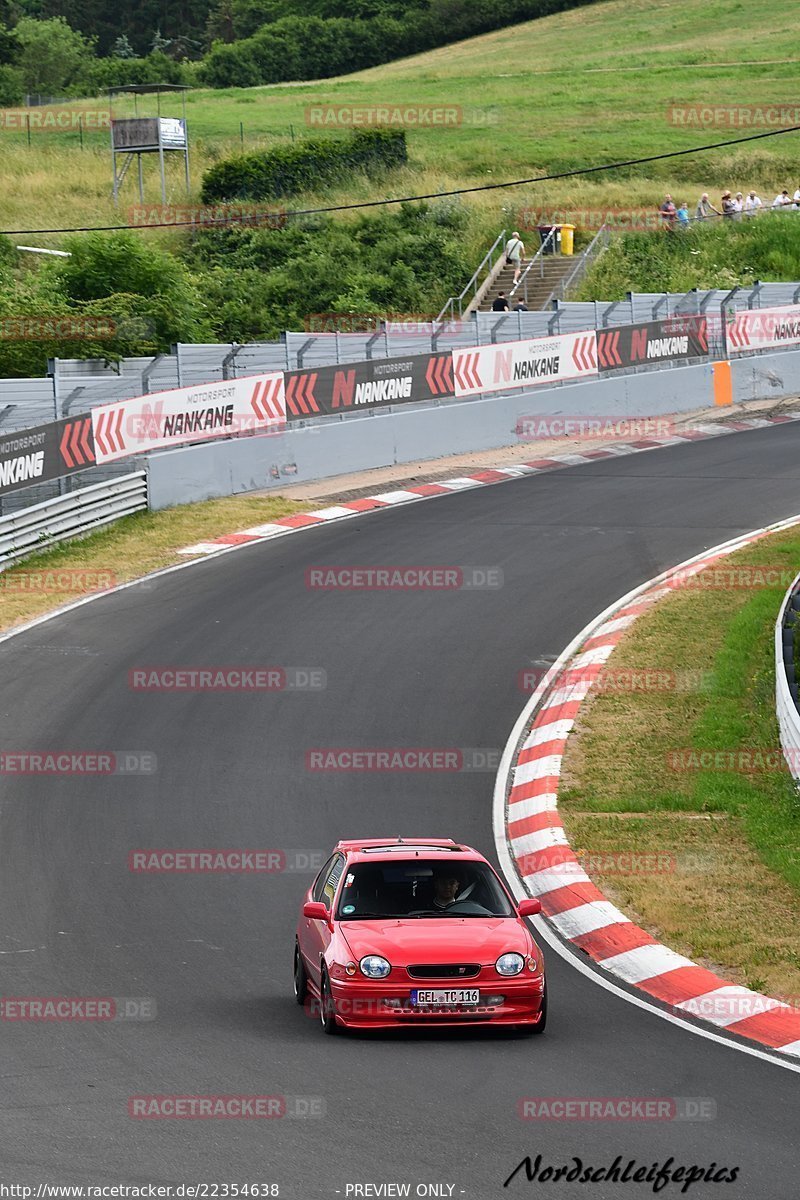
xmin=577 ymin=214 xmax=800 ymax=299
xmin=201 ymin=129 xmax=408 ymax=201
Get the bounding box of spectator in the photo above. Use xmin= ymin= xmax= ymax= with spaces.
xmin=513 ymin=297 xmax=528 ymax=311
xmin=772 ymin=189 xmax=792 ymax=209
xmin=504 ymin=231 xmax=525 ymax=286
xmin=794 ymin=185 xmax=800 ymax=209
xmin=676 ymin=201 xmax=690 ymax=229
xmin=732 ymin=192 xmax=744 ymax=219
xmin=696 ymin=192 xmax=721 ymax=220
xmin=721 ymin=191 xmax=736 ymax=217
xmin=744 ymin=190 xmax=763 ymax=216
xmin=491 ymin=292 xmax=510 ymax=312
xmin=659 ymin=194 xmax=677 ymax=229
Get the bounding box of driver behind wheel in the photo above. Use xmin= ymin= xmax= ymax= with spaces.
xmin=432 ymin=867 xmax=462 ymax=910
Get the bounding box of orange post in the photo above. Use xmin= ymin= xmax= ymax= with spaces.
xmin=712 ymin=360 xmax=733 ymax=406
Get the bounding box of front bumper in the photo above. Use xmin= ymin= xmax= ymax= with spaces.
xmin=325 ymin=975 xmax=546 ymax=1030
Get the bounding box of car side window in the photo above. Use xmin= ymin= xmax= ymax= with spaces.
xmin=322 ymin=854 xmax=346 ymax=909
xmin=312 ymin=856 xmax=336 ymax=904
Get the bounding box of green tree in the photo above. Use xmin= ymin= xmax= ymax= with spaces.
xmin=13 ymin=16 xmax=93 ymax=94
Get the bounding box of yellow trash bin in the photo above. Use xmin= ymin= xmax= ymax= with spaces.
xmin=560 ymin=224 xmax=575 ymax=255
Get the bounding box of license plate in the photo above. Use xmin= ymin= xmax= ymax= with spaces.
xmin=411 ymin=988 xmax=480 ymax=1006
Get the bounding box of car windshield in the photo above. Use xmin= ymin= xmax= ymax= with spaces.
xmin=336 ymin=859 xmax=515 ymax=919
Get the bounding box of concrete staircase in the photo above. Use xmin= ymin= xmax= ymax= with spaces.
xmin=480 ymin=255 xmax=578 ymax=311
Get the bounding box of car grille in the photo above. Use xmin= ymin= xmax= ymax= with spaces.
xmin=406 ymin=963 xmax=481 ymax=979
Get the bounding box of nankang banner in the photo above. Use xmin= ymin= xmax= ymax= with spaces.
xmin=0 ymin=414 xmax=96 ymax=498
xmin=726 ymin=305 xmax=800 ymax=354
xmin=284 ymin=352 xmax=453 ymax=420
xmin=596 ymin=316 xmax=708 ymax=371
xmin=452 ymin=331 xmax=598 ymax=398
xmin=91 ymin=373 xmax=286 ymax=464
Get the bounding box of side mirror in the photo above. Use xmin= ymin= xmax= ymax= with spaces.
xmin=303 ymin=901 xmax=330 ymax=922
xmin=518 ymin=897 xmax=542 ymax=918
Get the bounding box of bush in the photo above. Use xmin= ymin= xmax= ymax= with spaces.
xmin=200 ymin=129 xmax=408 ymax=201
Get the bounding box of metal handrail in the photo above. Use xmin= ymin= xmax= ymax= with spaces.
xmin=509 ymin=228 xmax=556 ymax=304
xmin=435 ymin=229 xmax=506 ymax=324
xmin=543 ymin=225 xmax=611 ymax=309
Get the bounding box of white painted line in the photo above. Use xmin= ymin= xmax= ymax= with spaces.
xmin=308 ymin=506 xmax=361 ymax=520
xmin=369 ymin=489 xmax=425 ymax=504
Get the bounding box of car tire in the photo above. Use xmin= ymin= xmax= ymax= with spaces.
xmin=293 ymin=941 xmax=308 ymax=1006
xmin=319 ymin=967 xmax=338 ymax=1035
xmin=519 ymin=983 xmax=547 ymax=1036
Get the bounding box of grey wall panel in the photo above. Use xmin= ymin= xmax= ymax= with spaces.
xmin=146 ymin=360 xmax=715 ymax=510
xmin=731 ymin=348 xmax=800 ymax=401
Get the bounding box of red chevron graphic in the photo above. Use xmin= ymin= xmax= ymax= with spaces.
xmin=728 ymin=315 xmax=751 ymax=348
xmin=59 ymin=423 xmax=75 ymax=468
xmin=95 ymin=407 xmax=125 ymax=457
xmin=597 ymin=330 xmax=622 ymax=369
xmin=425 ymin=354 xmax=454 ymax=396
xmin=261 ymin=376 xmax=284 ymax=419
xmin=696 ymin=317 xmax=708 ymax=352
xmin=286 ymin=372 xmax=319 ymax=417
xmin=454 ymin=351 xmax=482 ymax=391
xmin=572 ymin=334 xmax=597 ymax=372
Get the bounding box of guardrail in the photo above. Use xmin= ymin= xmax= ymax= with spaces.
xmin=435 ymin=230 xmax=507 ymax=324
xmin=0 ymin=472 xmax=147 ymax=569
xmin=776 ymin=569 xmax=800 ymax=784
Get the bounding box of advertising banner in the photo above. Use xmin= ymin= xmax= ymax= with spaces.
xmin=726 ymin=305 xmax=800 ymax=354
xmin=452 ymin=331 xmax=598 ymax=398
xmin=597 ymin=316 xmax=708 ymax=371
xmin=285 ymin=351 xmax=453 ymax=421
xmin=91 ymin=373 xmax=285 ymax=465
xmin=0 ymin=414 xmax=95 ymax=498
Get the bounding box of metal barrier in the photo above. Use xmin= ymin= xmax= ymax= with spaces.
xmin=0 ymin=472 xmax=147 ymax=568
xmin=543 ymin=225 xmax=612 ymax=309
xmin=435 ymin=229 xmax=507 ymax=324
xmin=776 ymin=569 xmax=800 ymax=784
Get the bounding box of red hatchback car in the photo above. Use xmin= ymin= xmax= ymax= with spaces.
xmin=293 ymin=838 xmax=546 ymax=1034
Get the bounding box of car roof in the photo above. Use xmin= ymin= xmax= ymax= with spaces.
xmin=333 ymin=837 xmax=483 ymax=861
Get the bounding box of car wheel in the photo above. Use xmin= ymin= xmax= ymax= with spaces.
xmin=293 ymin=941 xmax=308 ymax=1005
xmin=520 ymin=983 xmax=547 ymax=1036
xmin=319 ymin=967 xmax=338 ymax=1035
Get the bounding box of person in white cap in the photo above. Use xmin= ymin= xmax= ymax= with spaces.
xmin=744 ymin=190 xmax=762 ymax=216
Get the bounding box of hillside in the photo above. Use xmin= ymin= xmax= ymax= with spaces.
xmin=0 ymin=0 xmax=799 ymax=266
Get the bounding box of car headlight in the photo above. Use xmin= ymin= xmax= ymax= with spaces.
xmin=496 ymin=952 xmax=525 ymax=976
xmin=360 ymin=955 xmax=391 ymax=979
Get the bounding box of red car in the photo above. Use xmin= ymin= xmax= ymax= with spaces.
xmin=293 ymin=838 xmax=546 ymax=1034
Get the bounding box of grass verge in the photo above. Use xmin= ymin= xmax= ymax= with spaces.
xmin=0 ymin=492 xmax=302 ymax=634
xmin=559 ymin=528 xmax=800 ymax=1000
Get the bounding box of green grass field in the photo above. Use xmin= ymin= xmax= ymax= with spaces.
xmin=560 ymin=529 xmax=800 ymax=998
xmin=2 ymin=0 xmax=800 ymax=248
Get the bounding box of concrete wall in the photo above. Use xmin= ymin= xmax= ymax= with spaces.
xmin=146 ymin=359 xmax=717 ymax=510
xmin=731 ymin=348 xmax=800 ymax=402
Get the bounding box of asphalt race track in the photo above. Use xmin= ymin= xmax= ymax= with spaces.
xmin=2 ymin=424 xmax=800 ymax=1199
